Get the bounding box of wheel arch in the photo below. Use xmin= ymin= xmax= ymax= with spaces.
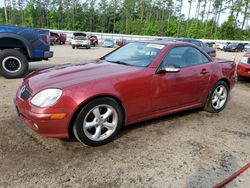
xmin=0 ymin=33 xmax=33 ymax=58
xmin=217 ymin=77 xmax=230 ymax=89
xmin=204 ymin=77 xmax=231 ymax=106
xmin=68 ymin=94 xmax=126 ymax=138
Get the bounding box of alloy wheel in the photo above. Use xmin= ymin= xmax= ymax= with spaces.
xmin=82 ymin=104 xmax=118 ymax=141
xmin=211 ymin=85 xmax=228 ymax=110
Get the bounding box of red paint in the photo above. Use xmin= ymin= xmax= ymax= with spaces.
xmin=116 ymin=39 xmax=128 ymax=47
xmin=237 ymin=53 xmax=250 ymax=78
xmin=213 ymin=163 xmax=250 ymax=188
xmin=14 ymin=41 xmax=236 ymax=138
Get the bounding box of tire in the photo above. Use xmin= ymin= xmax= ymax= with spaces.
xmin=93 ymin=43 xmax=96 ymax=47
xmin=0 ymin=49 xmax=29 ymax=79
xmin=204 ymin=81 xmax=229 ymax=113
xmin=72 ymin=45 xmax=75 ymax=49
xmin=73 ymin=97 xmax=124 ymax=146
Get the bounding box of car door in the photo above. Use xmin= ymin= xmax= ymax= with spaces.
xmin=151 ymin=46 xmax=212 ymax=111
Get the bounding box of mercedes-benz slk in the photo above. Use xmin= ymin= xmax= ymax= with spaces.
xmin=14 ymin=41 xmax=236 ymax=146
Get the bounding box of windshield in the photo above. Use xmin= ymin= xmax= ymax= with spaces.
xmin=228 ymin=43 xmax=238 ymax=48
xmin=103 ymin=42 xmax=165 ymax=67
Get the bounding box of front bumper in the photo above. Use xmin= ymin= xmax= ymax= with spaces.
xmin=237 ymin=63 xmax=250 ymax=78
xmin=44 ymin=51 xmax=53 ymax=59
xmin=14 ymin=96 xmax=70 ymax=138
xmin=72 ymin=43 xmax=89 ymax=47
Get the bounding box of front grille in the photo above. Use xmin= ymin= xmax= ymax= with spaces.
xmin=20 ymin=85 xmax=32 ymax=100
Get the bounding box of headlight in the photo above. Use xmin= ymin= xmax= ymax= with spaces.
xmin=31 ymin=89 xmax=62 ymax=108
xmin=240 ymin=57 xmax=249 ymax=64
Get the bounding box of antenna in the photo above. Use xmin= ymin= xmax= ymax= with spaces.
xmin=232 ymin=52 xmax=237 ymax=62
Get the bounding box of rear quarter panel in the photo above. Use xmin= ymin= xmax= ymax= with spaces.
xmin=207 ymin=59 xmax=236 ymax=95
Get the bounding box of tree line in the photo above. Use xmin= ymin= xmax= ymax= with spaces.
xmin=1 ymin=0 xmax=250 ymax=40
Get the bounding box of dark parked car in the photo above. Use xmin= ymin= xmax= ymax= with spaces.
xmin=224 ymin=43 xmax=245 ymax=52
xmin=50 ymin=35 xmax=57 ymax=46
xmin=15 ymin=41 xmax=236 ymax=146
xmin=0 ymin=25 xmax=53 ymax=78
xmin=89 ymin=35 xmax=98 ymax=47
xmin=176 ymin=38 xmax=216 ymax=57
xmin=206 ymin=42 xmax=215 ymax=48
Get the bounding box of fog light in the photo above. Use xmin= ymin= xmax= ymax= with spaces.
xmin=50 ymin=113 xmax=66 ymax=120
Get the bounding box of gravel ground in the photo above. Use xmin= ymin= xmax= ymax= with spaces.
xmin=0 ymin=45 xmax=249 ymax=188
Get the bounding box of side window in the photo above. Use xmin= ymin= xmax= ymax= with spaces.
xmin=200 ymin=52 xmax=210 ymax=63
xmin=161 ymin=46 xmax=210 ymax=68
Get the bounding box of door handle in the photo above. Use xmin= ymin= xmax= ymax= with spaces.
xmin=201 ymin=69 xmax=209 ymax=74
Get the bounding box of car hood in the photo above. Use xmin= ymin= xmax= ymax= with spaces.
xmin=24 ymin=60 xmax=142 ymax=91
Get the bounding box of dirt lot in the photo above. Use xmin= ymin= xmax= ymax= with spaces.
xmin=0 ymin=46 xmax=249 ymax=188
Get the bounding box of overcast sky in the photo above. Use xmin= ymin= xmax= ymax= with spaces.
xmin=182 ymin=0 xmax=231 ymax=25
xmin=0 ymin=0 xmax=234 ymax=25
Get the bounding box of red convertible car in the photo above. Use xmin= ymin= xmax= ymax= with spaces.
xmin=237 ymin=53 xmax=250 ymax=79
xmin=15 ymin=41 xmax=236 ymax=146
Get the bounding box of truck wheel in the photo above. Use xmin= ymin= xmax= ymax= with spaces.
xmin=0 ymin=49 xmax=29 ymax=79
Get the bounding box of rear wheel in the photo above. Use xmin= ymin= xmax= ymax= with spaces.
xmin=204 ymin=81 xmax=229 ymax=113
xmin=72 ymin=45 xmax=75 ymax=49
xmin=0 ymin=49 xmax=28 ymax=78
xmin=73 ymin=97 xmax=124 ymax=146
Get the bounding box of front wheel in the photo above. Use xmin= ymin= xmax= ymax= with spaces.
xmin=0 ymin=49 xmax=29 ymax=78
xmin=73 ymin=97 xmax=124 ymax=146
xmin=204 ymin=81 xmax=229 ymax=113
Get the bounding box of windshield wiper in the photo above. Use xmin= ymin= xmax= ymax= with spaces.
xmin=106 ymin=60 xmax=129 ymax=66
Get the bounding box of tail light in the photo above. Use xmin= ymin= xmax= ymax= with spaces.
xmin=41 ymin=34 xmax=50 ymax=45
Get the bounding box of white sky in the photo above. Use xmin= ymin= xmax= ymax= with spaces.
xmin=181 ymin=0 xmax=229 ymax=24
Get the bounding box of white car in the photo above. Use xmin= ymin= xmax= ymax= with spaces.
xmin=71 ymin=33 xmax=91 ymax=49
xmin=244 ymin=43 xmax=250 ymax=52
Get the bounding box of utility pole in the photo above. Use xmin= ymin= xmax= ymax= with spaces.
xmin=4 ymin=0 xmax=8 ymax=24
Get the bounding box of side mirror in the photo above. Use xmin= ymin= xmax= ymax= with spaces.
xmin=158 ymin=65 xmax=181 ymax=74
